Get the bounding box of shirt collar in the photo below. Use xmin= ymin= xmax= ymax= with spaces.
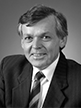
xmin=32 ymin=53 xmax=60 ymax=81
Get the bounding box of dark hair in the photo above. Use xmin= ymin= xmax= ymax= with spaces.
xmin=18 ymin=4 xmax=68 ymax=39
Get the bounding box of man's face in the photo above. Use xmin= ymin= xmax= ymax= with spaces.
xmin=21 ymin=15 xmax=66 ymax=70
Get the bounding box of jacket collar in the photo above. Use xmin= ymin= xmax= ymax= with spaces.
xmin=55 ymin=51 xmax=68 ymax=90
xmin=17 ymin=61 xmax=33 ymax=83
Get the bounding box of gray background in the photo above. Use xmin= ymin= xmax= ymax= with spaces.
xmin=0 ymin=0 xmax=81 ymax=63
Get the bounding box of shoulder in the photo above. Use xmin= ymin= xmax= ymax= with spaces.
xmin=0 ymin=55 xmax=32 ymax=80
xmin=0 ymin=54 xmax=29 ymax=71
xmin=1 ymin=54 xmax=26 ymax=64
xmin=66 ymin=59 xmax=81 ymax=80
xmin=67 ymin=59 xmax=81 ymax=71
xmin=2 ymin=54 xmax=25 ymax=62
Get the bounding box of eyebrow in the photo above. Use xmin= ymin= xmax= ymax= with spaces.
xmin=25 ymin=32 xmax=50 ymax=37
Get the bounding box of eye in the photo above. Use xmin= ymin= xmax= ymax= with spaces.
xmin=42 ymin=35 xmax=51 ymax=41
xmin=24 ymin=35 xmax=33 ymax=43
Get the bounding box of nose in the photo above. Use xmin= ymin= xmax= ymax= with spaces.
xmin=32 ymin=37 xmax=42 ymax=49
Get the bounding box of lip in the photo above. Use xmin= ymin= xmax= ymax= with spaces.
xmin=31 ymin=53 xmax=46 ymax=60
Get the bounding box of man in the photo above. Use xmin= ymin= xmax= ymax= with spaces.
xmin=0 ymin=4 xmax=81 ymax=108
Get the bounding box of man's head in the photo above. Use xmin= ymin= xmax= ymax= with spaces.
xmin=18 ymin=4 xmax=68 ymax=70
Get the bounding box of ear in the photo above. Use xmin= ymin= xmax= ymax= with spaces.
xmin=21 ymin=39 xmax=24 ymax=49
xmin=59 ymin=36 xmax=67 ymax=49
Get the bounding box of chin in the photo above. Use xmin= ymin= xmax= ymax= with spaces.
xmin=31 ymin=61 xmax=46 ymax=69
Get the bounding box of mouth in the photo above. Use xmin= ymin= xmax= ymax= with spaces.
xmin=31 ymin=53 xmax=46 ymax=60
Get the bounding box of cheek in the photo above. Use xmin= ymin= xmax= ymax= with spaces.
xmin=22 ymin=44 xmax=31 ymax=58
xmin=47 ymin=42 xmax=60 ymax=59
xmin=22 ymin=43 xmax=31 ymax=52
xmin=46 ymin=42 xmax=55 ymax=53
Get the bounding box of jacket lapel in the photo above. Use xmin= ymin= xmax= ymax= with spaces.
xmin=12 ymin=62 xmax=33 ymax=107
xmin=43 ymin=52 xmax=68 ymax=108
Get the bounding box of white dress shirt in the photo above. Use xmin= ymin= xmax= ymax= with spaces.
xmin=31 ymin=53 xmax=60 ymax=108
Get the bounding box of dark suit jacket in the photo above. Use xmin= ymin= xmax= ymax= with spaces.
xmin=0 ymin=52 xmax=81 ymax=108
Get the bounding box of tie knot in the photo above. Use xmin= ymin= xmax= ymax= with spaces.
xmin=35 ymin=72 xmax=45 ymax=81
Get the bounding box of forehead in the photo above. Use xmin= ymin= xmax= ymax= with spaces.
xmin=21 ymin=15 xmax=56 ymax=35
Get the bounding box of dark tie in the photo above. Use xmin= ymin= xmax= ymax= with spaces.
xmin=29 ymin=72 xmax=45 ymax=108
